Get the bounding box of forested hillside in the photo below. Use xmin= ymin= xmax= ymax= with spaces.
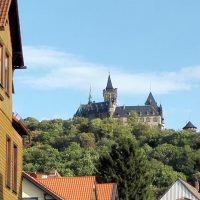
xmin=23 ymin=115 xmax=200 ymax=199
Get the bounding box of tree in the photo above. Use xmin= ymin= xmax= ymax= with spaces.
xmin=149 ymin=159 xmax=186 ymax=198
xmin=60 ymin=142 xmax=99 ymax=176
xmin=96 ymin=138 xmax=155 ymax=200
xmin=23 ymin=144 xmax=60 ymax=173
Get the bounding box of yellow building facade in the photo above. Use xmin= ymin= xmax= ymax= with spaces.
xmin=0 ymin=0 xmax=30 ymax=199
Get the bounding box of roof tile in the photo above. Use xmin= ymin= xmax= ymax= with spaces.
xmin=36 ymin=176 xmax=96 ymax=200
xmin=96 ymin=183 xmax=114 ymax=200
xmin=0 ymin=0 xmax=11 ymax=28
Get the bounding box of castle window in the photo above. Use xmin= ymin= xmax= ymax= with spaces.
xmin=146 ymin=117 xmax=150 ymax=122
xmin=138 ymin=112 xmax=142 ymax=116
xmin=139 ymin=118 xmax=144 ymax=122
xmin=153 ymin=117 xmax=157 ymax=122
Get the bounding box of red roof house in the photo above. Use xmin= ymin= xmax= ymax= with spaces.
xmin=22 ymin=172 xmax=119 ymax=200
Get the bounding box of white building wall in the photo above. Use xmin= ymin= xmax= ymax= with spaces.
xmin=22 ymin=178 xmax=45 ymax=200
xmin=160 ymin=180 xmax=199 ymax=200
xmin=22 ymin=178 xmax=54 ymax=200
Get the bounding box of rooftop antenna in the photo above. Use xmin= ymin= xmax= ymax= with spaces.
xmin=149 ymin=81 xmax=152 ymax=92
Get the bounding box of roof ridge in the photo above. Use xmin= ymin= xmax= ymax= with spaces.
xmin=36 ymin=175 xmax=96 ymax=180
xmin=178 ymin=178 xmax=200 ymax=200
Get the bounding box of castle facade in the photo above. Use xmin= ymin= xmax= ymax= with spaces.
xmin=75 ymin=75 xmax=164 ymax=129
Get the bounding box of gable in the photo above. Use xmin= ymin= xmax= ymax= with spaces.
xmin=22 ymin=173 xmax=62 ymax=200
xmin=160 ymin=180 xmax=200 ymax=200
xmin=22 ymin=177 xmax=55 ymax=200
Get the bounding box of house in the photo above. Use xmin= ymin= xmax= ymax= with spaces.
xmin=183 ymin=121 xmax=197 ymax=132
xmin=159 ymin=178 xmax=200 ymax=200
xmin=22 ymin=171 xmax=119 ymax=200
xmin=0 ymin=0 xmax=30 ymax=199
xmin=75 ymin=75 xmax=164 ymax=129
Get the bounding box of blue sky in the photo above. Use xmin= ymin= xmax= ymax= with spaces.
xmin=13 ymin=0 xmax=200 ymax=130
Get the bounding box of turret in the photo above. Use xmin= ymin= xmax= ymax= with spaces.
xmin=183 ymin=121 xmax=197 ymax=132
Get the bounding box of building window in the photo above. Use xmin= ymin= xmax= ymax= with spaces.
xmin=6 ymin=137 xmax=11 ymax=188
xmin=0 ymin=44 xmax=3 ymax=86
xmin=5 ymin=53 xmax=9 ymax=95
xmin=146 ymin=117 xmax=150 ymax=122
xmin=12 ymin=144 xmax=18 ymax=193
xmin=139 ymin=118 xmax=144 ymax=122
xmin=153 ymin=117 xmax=157 ymax=122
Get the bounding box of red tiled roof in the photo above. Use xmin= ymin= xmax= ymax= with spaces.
xmin=36 ymin=176 xmax=96 ymax=200
xmin=0 ymin=0 xmax=11 ymax=29
xmin=96 ymin=183 xmax=115 ymax=200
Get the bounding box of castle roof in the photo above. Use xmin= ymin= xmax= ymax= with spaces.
xmin=183 ymin=121 xmax=197 ymax=130
xmin=145 ymin=92 xmax=157 ymax=107
xmin=106 ymin=75 xmax=114 ymax=90
xmin=75 ymin=101 xmax=110 ymax=117
xmin=114 ymin=105 xmax=160 ymax=118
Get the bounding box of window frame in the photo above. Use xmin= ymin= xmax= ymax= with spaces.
xmin=0 ymin=44 xmax=3 ymax=87
xmin=146 ymin=117 xmax=150 ymax=122
xmin=6 ymin=136 xmax=11 ymax=189
xmin=12 ymin=143 xmax=18 ymax=193
xmin=153 ymin=117 xmax=158 ymax=122
xmin=4 ymin=52 xmax=9 ymax=95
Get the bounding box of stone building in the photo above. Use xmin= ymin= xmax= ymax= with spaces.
xmin=75 ymin=75 xmax=164 ymax=129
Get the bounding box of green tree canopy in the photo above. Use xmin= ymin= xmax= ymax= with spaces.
xmin=96 ymin=137 xmax=155 ymax=200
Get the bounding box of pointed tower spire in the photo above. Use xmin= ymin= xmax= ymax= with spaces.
xmin=106 ymin=74 xmax=114 ymax=90
xmin=145 ymin=92 xmax=157 ymax=107
xmin=88 ymin=85 xmax=92 ymax=104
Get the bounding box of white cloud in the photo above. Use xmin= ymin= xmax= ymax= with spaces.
xmin=16 ymin=45 xmax=200 ymax=95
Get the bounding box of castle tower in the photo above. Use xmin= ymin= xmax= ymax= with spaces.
xmin=103 ymin=75 xmax=117 ymax=117
xmin=103 ymin=75 xmax=117 ymax=103
xmin=183 ymin=121 xmax=197 ymax=132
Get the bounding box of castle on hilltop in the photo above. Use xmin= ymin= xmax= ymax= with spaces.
xmin=75 ymin=75 xmax=164 ymax=129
